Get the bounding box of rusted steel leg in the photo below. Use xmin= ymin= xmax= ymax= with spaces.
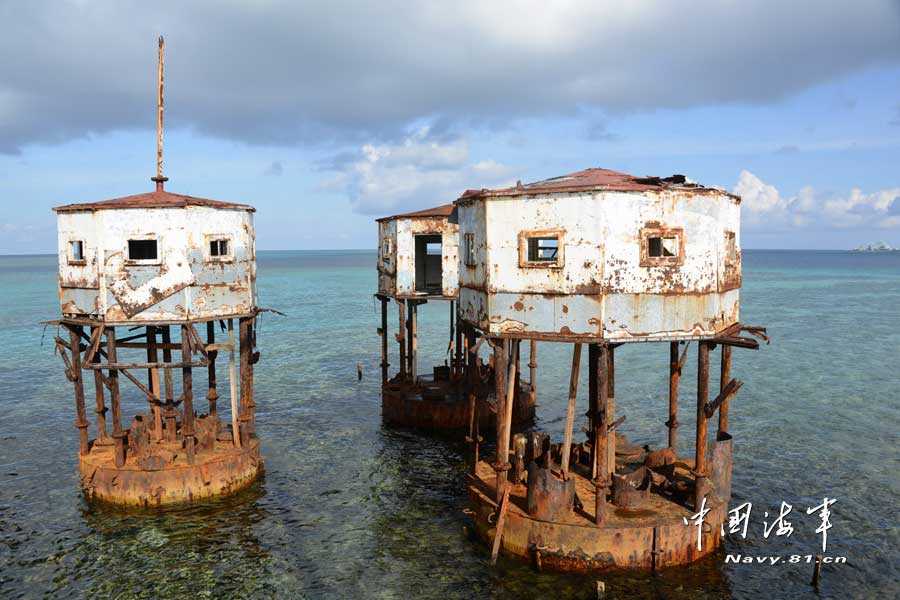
xmin=161 ymin=326 xmax=177 ymax=443
xmin=227 ymin=320 xmax=241 ymax=449
xmin=718 ymin=345 xmax=732 ymax=435
xmin=497 ymin=340 xmax=518 ymax=502
xmin=502 ymin=340 xmax=519 ymax=457
xmin=206 ymin=321 xmax=219 ymax=419
xmin=239 ymin=317 xmax=255 ymax=446
xmin=410 ymin=302 xmax=418 ymax=383
xmin=593 ymin=344 xmax=610 ymax=525
xmin=512 ymin=339 xmax=521 ymax=420
xmin=607 ymin=345 xmax=616 ymax=476
xmin=465 ymin=328 xmax=479 ymax=474
xmin=106 ymin=328 xmax=126 ymax=467
xmin=695 ymin=341 xmax=711 ymax=510
xmin=560 ymin=343 xmax=582 ymax=479
xmin=90 ymin=326 xmax=107 ymax=441
xmin=181 ymin=325 xmax=196 ymax=464
xmin=406 ymin=302 xmax=414 ymax=377
xmin=380 ymin=297 xmax=389 ymax=386
xmin=397 ymin=299 xmax=407 ymax=381
xmin=68 ymin=326 xmax=90 ymax=455
xmin=146 ymin=327 xmax=163 ymax=441
xmin=454 ymin=301 xmax=462 ymax=379
xmin=588 ymin=343 xmax=598 ymax=443
xmin=529 ymin=339 xmax=537 ymax=392
xmin=492 ymin=339 xmax=510 ymax=503
xmin=448 ymin=300 xmax=454 ymax=374
xmin=667 ymin=341 xmax=681 ymax=450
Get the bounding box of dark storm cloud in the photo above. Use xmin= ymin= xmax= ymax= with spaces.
xmin=1 ymin=1 xmax=899 ymax=153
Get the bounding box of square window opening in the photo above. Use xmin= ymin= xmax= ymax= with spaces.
xmin=648 ymin=236 xmax=678 ymax=258
xmin=382 ymin=238 xmax=392 ymax=261
xmin=69 ymin=240 xmax=84 ymax=262
xmin=426 ymin=242 xmax=442 ymax=256
xmin=128 ymin=239 xmax=158 ymax=261
xmin=209 ymin=239 xmax=230 ymax=257
xmin=527 ymin=236 xmax=559 ymax=262
xmin=726 ymin=234 xmax=737 ymax=261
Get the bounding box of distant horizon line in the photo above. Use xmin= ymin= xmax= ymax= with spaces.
xmin=0 ymin=247 xmax=887 ymax=258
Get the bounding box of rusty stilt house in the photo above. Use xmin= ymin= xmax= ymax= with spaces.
xmin=375 ymin=204 xmax=535 ymax=432
xmin=458 ymin=168 xmax=768 ymax=570
xmin=50 ymin=38 xmax=264 ymax=505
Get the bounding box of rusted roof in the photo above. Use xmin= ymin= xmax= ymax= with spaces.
xmin=459 ymin=168 xmax=737 ymax=201
xmin=375 ymin=203 xmax=455 ymax=222
xmin=53 ymin=190 xmax=255 ymax=212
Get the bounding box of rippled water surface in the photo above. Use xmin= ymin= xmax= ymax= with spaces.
xmin=1 ymin=250 xmax=897 ymax=599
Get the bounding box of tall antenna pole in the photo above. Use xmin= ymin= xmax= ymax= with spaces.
xmin=151 ymin=35 xmax=169 ymax=192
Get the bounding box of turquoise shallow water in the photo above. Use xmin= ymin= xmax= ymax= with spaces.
xmin=0 ymin=250 xmax=898 ymax=599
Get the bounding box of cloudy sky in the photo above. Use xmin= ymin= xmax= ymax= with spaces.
xmin=2 ymin=0 xmax=900 ymax=253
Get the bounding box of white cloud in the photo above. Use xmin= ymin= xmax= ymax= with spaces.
xmin=734 ymin=170 xmax=900 ymax=230
xmin=325 ymin=127 xmax=514 ymax=215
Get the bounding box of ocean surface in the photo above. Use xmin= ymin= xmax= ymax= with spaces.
xmin=0 ymin=250 xmax=897 ymax=599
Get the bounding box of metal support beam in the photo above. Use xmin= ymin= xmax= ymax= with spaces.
xmin=161 ymin=325 xmax=177 ymax=443
xmin=90 ymin=325 xmax=107 ymax=442
xmin=667 ymin=342 xmax=681 ymax=449
xmin=560 ymin=343 xmax=582 ymax=479
xmin=69 ymin=326 xmax=89 ymax=455
xmin=718 ymin=345 xmax=732 ymax=434
xmin=206 ymin=321 xmax=219 ymax=418
xmin=397 ymin=299 xmax=407 ymax=381
xmin=492 ymin=339 xmax=510 ymax=503
xmin=410 ymin=302 xmax=418 ymax=383
xmin=695 ymin=341 xmax=711 ymax=510
xmin=606 ymin=345 xmax=616 ymax=475
xmin=239 ymin=317 xmax=255 ymax=446
xmin=106 ymin=327 xmax=126 ymax=468
xmin=380 ymin=297 xmax=389 ymax=386
xmin=146 ymin=326 xmax=163 ymax=441
xmin=181 ymin=325 xmax=196 ymax=464
xmin=593 ymin=343 xmax=610 ymax=526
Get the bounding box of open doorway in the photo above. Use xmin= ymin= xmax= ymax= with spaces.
xmin=415 ymin=234 xmax=442 ymax=294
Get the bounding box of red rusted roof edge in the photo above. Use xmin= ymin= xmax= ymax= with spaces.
xmin=375 ymin=203 xmax=455 ymax=222
xmin=456 ymin=168 xmax=740 ymax=203
xmin=53 ymin=190 xmax=255 ymax=212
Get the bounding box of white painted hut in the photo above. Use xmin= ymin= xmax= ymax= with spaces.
xmin=455 ymin=168 xmax=742 ymax=341
xmin=376 ymin=204 xmax=458 ymax=300
xmin=53 ymin=191 xmax=257 ymax=323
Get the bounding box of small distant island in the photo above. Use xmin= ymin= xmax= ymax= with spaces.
xmin=851 ymin=241 xmax=898 ymax=253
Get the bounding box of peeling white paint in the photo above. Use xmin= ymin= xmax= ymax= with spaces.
xmin=457 ymin=188 xmax=742 ymax=340
xmin=377 ymin=214 xmax=459 ymax=299
xmin=56 ymin=205 xmax=256 ymax=322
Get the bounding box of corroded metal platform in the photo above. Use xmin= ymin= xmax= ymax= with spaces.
xmin=79 ymin=420 xmax=263 ymax=506
xmin=467 ymin=435 xmax=733 ymax=571
xmin=382 ymin=372 xmax=535 ymax=433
